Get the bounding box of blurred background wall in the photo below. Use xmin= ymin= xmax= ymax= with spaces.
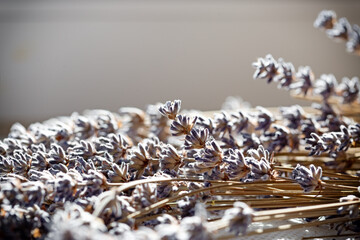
xmin=0 ymin=0 xmax=360 ymax=135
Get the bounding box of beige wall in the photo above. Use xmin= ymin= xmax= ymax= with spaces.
xmin=1 ymin=0 xmax=360 ymax=131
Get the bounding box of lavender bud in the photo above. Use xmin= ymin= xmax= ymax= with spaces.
xmin=48 ymin=144 xmax=67 ymax=165
xmin=255 ymin=106 xmax=274 ymax=131
xmin=280 ymin=105 xmax=304 ymax=129
xmin=337 ymin=76 xmax=360 ymax=104
xmin=0 ymin=156 xmax=14 ymax=175
xmin=170 ymin=115 xmax=198 ymax=136
xmin=314 ymin=74 xmax=337 ymax=100
xmin=276 ymin=59 xmax=295 ymax=89
xmin=252 ymin=54 xmax=279 ymax=83
xmin=326 ymin=17 xmax=352 ymax=40
xmin=108 ymin=162 xmax=129 ymax=183
xmin=292 ymin=164 xmax=322 ymax=193
xmin=131 ymin=183 xmax=157 ymax=210
xmin=222 ymin=201 xmax=253 ymax=236
xmin=184 ymin=128 xmax=209 ymax=150
xmin=346 ymin=24 xmax=360 ymax=53
xmin=160 ymin=144 xmax=182 ymax=171
xmin=231 ymin=111 xmax=250 ymax=134
xmin=214 ymin=112 xmax=232 ymax=137
xmin=290 ymin=66 xmax=314 ymax=96
xmin=263 ymin=124 xmax=290 ymax=152
xmin=31 ymin=151 xmax=48 ymax=170
xmin=177 ymin=213 xmax=212 ymax=240
xmin=20 ymin=181 xmax=46 ymax=206
xmin=314 ymin=10 xmax=336 ymax=29
xmin=223 ymin=149 xmax=250 ymax=180
xmin=158 ymin=100 xmax=181 ymax=120
xmin=129 ymin=143 xmax=150 ymax=177
xmin=338 ymin=195 xmax=359 ymax=218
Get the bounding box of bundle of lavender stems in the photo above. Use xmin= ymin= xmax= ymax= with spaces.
xmin=0 ymin=10 xmax=359 ymax=240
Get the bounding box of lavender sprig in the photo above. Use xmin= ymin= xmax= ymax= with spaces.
xmin=305 ymin=125 xmax=357 ymax=157
xmin=315 ymin=10 xmax=360 ymax=55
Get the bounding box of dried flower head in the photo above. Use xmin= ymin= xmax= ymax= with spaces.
xmin=247 ymin=156 xmax=275 ymax=181
xmin=348 ymin=123 xmax=360 ymax=142
xmin=246 ymin=145 xmax=277 ymax=181
xmin=314 ymin=74 xmax=337 ymax=100
xmin=252 ymin=54 xmax=279 ymax=83
xmin=214 ymin=112 xmax=232 ymax=137
xmin=326 ymin=17 xmax=352 ymax=41
xmin=231 ymin=111 xmax=250 ymax=134
xmin=158 ymin=100 xmax=181 ymax=120
xmin=131 ymin=183 xmax=157 ymax=210
xmin=292 ymin=164 xmax=322 ymax=192
xmin=108 ymin=162 xmax=130 ymax=183
xmin=190 ymin=140 xmax=223 ymax=174
xmin=129 ymin=143 xmax=151 ymax=178
xmin=96 ymin=133 xmax=131 ymax=162
xmin=184 ymin=128 xmax=209 ymax=150
xmin=0 ymin=156 xmax=14 ymax=176
xmin=222 ymin=201 xmax=253 ymax=236
xmin=314 ymin=10 xmax=337 ymax=29
xmin=263 ymin=124 xmax=290 ymax=152
xmin=223 ymin=149 xmax=250 ymax=180
xmin=170 ymin=115 xmax=198 ymax=136
xmin=240 ymin=133 xmax=261 ymax=151
xmin=338 ymin=195 xmax=360 ymax=218
xmin=346 ymin=24 xmax=360 ymax=53
xmin=147 ymin=103 xmax=170 ymax=141
xmin=290 ymin=66 xmax=314 ymax=96
xmin=177 ymin=204 xmax=213 ymax=240
xmin=255 ymin=106 xmax=274 ymax=131
xmin=160 ymin=144 xmax=182 ymax=171
xmin=337 ymin=76 xmax=360 ymax=104
xmin=280 ymin=105 xmax=304 ymax=129
xmin=72 ymin=114 xmax=97 ymax=139
xmin=276 ymin=59 xmax=296 ymax=89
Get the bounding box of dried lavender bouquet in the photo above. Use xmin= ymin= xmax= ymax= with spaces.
xmin=1 ymin=10 xmax=360 ymax=240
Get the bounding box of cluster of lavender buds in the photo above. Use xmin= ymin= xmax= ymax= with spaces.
xmin=0 ymin=98 xmax=287 ymax=239
xmin=306 ymin=124 xmax=360 ymax=157
xmin=253 ymin=54 xmax=360 ymax=104
xmin=314 ymin=10 xmax=360 ymax=54
xmin=1 ymin=11 xmax=360 ymax=238
xmin=0 ymin=96 xmax=342 ymax=239
xmin=252 ymin=51 xmax=360 ymax=158
xmin=252 ymin=55 xmax=314 ymax=95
